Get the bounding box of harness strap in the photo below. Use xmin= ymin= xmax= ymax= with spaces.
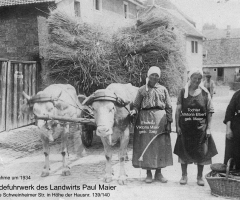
xmin=28 ymin=87 xmax=93 ymax=118
xmin=28 ymin=91 xmax=62 ymax=105
xmin=91 ymin=95 xmax=131 ymax=114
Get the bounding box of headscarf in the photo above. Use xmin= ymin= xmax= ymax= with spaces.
xmin=146 ymin=66 xmax=161 ymax=91
xmin=184 ymin=68 xmax=209 ymax=98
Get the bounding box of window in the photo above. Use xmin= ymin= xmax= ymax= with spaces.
xmin=74 ymin=1 xmax=80 ymax=17
xmin=94 ymin=0 xmax=102 ymax=11
xmin=195 ymin=41 xmax=198 ymax=53
xmin=191 ymin=41 xmax=198 ymax=53
xmin=123 ymin=2 xmax=128 ymax=19
xmin=217 ymin=68 xmax=224 ymax=76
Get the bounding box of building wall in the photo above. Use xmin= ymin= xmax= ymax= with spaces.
xmin=224 ymin=67 xmax=236 ymax=82
xmin=57 ymin=0 xmax=138 ymax=30
xmin=0 ymin=4 xmax=50 ymax=60
xmin=203 ymin=67 xmax=238 ymax=83
xmin=185 ymin=36 xmax=203 ymax=71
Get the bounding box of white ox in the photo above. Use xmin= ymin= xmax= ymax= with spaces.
xmin=83 ymin=83 xmax=138 ymax=185
xmin=22 ymin=84 xmax=87 ymax=177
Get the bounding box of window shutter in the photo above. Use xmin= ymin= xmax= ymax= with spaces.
xmin=195 ymin=41 xmax=198 ymax=53
xmin=191 ymin=41 xmax=194 ymax=53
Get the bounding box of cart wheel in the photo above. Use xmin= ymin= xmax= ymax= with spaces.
xmin=81 ymin=125 xmax=94 ymax=148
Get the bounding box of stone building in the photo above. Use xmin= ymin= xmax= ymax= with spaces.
xmin=0 ymin=0 xmax=53 ymax=61
xmin=203 ymin=26 xmax=240 ymax=84
xmin=0 ymin=0 xmax=144 ymax=61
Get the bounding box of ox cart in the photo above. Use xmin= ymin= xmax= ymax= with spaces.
xmin=22 ymin=88 xmax=96 ymax=148
xmin=22 ymin=83 xmax=137 ymax=183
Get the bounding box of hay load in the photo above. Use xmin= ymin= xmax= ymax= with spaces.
xmin=45 ymin=9 xmax=186 ymax=96
xmin=46 ymin=11 xmax=117 ymax=95
xmin=112 ymin=12 xmax=186 ymax=95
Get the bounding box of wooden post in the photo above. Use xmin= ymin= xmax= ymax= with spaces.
xmin=13 ymin=63 xmax=18 ymax=129
xmin=0 ymin=61 xmax=7 ymax=132
xmin=23 ymin=63 xmax=29 ymax=125
xmin=28 ymin=64 xmax=33 ymax=124
xmin=6 ymin=61 xmax=12 ymax=131
xmin=32 ymin=63 xmax=36 ymax=96
xmin=18 ymin=63 xmax=23 ymax=127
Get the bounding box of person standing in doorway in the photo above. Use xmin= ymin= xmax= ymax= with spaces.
xmin=203 ymin=74 xmax=215 ymax=98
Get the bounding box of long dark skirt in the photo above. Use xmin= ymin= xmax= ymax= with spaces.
xmin=224 ymin=116 xmax=240 ymax=169
xmin=132 ymin=109 xmax=173 ymax=169
xmin=174 ymin=134 xmax=218 ymax=164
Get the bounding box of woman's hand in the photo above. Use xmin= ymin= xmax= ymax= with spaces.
xmin=129 ymin=109 xmax=137 ymax=116
xmin=206 ymin=128 xmax=211 ymax=138
xmin=165 ymin=122 xmax=171 ymax=134
xmin=176 ymin=126 xmax=182 ymax=136
xmin=226 ymin=128 xmax=233 ymax=140
xmin=226 ymin=121 xmax=233 ymax=140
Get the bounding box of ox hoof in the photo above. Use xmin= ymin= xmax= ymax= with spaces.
xmin=62 ymin=170 xmax=71 ymax=176
xmin=104 ymin=176 xmax=112 ymax=183
xmin=62 ymin=167 xmax=71 ymax=176
xmin=41 ymin=171 xmax=49 ymax=177
xmin=118 ymin=176 xmax=127 ymax=185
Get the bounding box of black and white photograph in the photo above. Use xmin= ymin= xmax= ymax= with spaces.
xmin=0 ymin=0 xmax=240 ymax=199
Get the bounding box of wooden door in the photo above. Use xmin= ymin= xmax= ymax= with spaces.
xmin=4 ymin=60 xmax=37 ymax=131
xmin=0 ymin=59 xmax=8 ymax=132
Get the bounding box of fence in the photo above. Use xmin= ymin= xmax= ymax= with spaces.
xmin=0 ymin=59 xmax=38 ymax=132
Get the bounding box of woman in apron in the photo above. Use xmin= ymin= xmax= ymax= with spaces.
xmin=223 ymin=90 xmax=240 ymax=170
xmin=174 ymin=68 xmax=218 ymax=186
xmin=130 ymin=66 xmax=173 ymax=183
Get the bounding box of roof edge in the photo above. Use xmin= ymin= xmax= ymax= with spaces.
xmin=128 ymin=0 xmax=145 ymax=8
xmin=204 ymin=64 xmax=240 ymax=68
xmin=0 ymin=0 xmax=55 ymax=7
xmin=151 ymin=6 xmax=204 ymax=38
xmin=186 ymin=33 xmax=204 ymax=39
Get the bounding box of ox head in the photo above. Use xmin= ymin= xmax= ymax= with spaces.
xmin=22 ymin=91 xmax=63 ymax=142
xmin=83 ymin=89 xmax=130 ymax=145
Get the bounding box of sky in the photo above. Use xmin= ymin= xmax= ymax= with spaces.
xmin=169 ymin=0 xmax=240 ymax=30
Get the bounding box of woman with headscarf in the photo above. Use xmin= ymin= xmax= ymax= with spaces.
xmin=130 ymin=66 xmax=173 ymax=183
xmin=174 ymin=68 xmax=218 ymax=186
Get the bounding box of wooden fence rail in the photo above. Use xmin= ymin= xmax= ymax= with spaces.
xmin=0 ymin=59 xmax=38 ymax=132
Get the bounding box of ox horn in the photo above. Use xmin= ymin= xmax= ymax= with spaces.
xmin=77 ymin=94 xmax=87 ymax=104
xmin=22 ymin=91 xmax=31 ymax=100
xmin=82 ymin=94 xmax=94 ymax=106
